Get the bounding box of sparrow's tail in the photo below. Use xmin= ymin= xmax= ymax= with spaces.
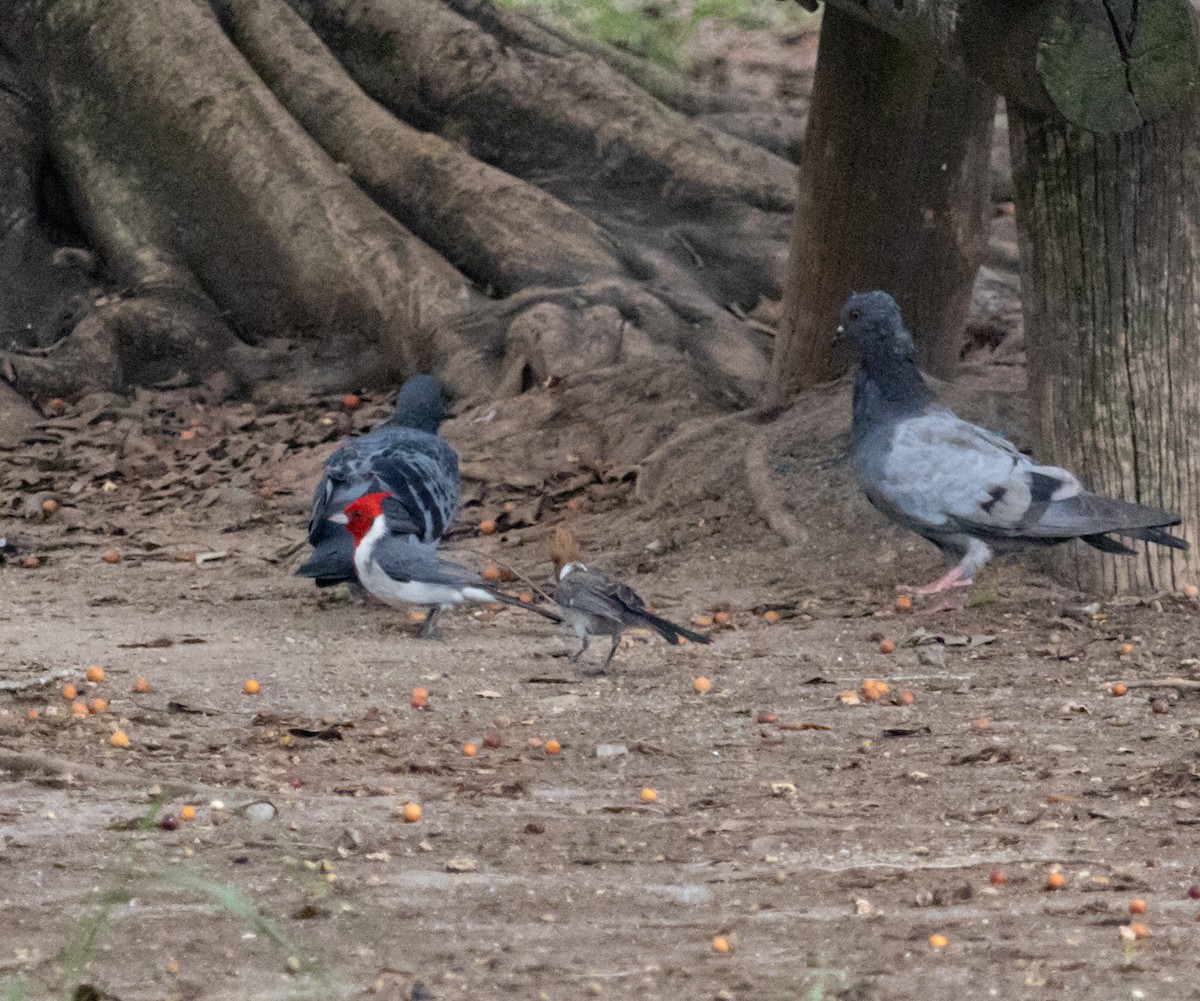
xmin=637 ymin=610 xmax=712 ymax=647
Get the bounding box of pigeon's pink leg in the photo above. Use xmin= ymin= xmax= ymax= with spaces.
xmin=895 ymin=564 xmax=974 ymax=597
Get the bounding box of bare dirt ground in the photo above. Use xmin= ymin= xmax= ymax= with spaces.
xmin=4 ymin=351 xmax=1200 ymax=1001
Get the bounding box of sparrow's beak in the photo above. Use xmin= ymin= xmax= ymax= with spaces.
xmin=328 ymin=512 xmax=349 ymax=525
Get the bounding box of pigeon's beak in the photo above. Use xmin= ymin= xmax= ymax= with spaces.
xmin=328 ymin=512 xmax=349 ymax=525
xmin=832 ymin=323 xmax=845 ymax=347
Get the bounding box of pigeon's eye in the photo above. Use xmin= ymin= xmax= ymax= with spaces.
xmin=849 ymin=309 xmax=860 ymax=321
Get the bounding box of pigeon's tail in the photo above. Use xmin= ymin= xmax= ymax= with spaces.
xmin=636 ymin=610 xmax=712 ymax=647
xmin=1045 ymin=492 xmax=1189 ymax=552
xmin=296 ymin=534 xmax=357 ymax=587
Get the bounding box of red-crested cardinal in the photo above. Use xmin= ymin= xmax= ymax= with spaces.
xmin=332 ymin=491 xmax=561 ymax=636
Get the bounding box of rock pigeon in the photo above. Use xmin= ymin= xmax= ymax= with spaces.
xmin=555 ymin=562 xmax=711 ymax=673
xmin=297 ymin=375 xmax=459 ymax=588
xmin=332 ymin=490 xmax=561 ymax=636
xmin=841 ymin=290 xmax=1188 ymax=595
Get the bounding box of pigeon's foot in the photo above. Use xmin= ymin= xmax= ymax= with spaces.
xmin=897 ymin=566 xmax=973 ymax=597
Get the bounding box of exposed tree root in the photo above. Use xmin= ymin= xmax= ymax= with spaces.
xmin=2 ymin=0 xmax=795 ymax=406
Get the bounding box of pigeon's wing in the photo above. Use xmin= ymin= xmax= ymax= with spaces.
xmin=372 ymin=439 xmax=460 ymax=543
xmin=880 ymin=413 xmax=1183 ymax=544
xmin=308 ymin=429 xmax=459 ymax=543
xmin=557 ymin=569 xmax=645 ymax=623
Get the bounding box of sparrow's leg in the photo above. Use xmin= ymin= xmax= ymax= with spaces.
xmin=602 ymin=632 xmax=621 ymax=668
xmin=418 ymin=605 xmax=444 ymax=639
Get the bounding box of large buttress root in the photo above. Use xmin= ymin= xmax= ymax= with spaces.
xmin=2 ymin=0 xmax=792 ymax=406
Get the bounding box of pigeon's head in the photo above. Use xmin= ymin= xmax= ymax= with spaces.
xmin=331 ymin=491 xmax=390 ymax=546
xmin=390 ymin=374 xmax=445 ymax=433
xmin=837 ymin=291 xmax=917 ymax=364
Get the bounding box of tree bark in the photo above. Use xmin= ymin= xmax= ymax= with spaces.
xmin=820 ymin=0 xmax=1199 ymax=133
xmin=1010 ymin=101 xmax=1199 ymax=593
xmin=771 ymin=6 xmax=994 ymax=398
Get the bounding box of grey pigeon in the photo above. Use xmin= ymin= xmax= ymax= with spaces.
xmin=298 ymin=375 xmax=459 ymax=588
xmin=841 ymin=290 xmax=1188 ymax=595
xmin=555 ymin=562 xmax=711 ymax=673
xmin=332 ymin=490 xmax=562 ymax=637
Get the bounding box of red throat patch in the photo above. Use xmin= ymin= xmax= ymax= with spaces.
xmin=342 ymin=491 xmax=390 ymax=546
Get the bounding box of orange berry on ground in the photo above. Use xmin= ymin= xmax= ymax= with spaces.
xmin=21 ymin=555 xmax=40 ymax=569
xmin=133 ymin=675 xmax=151 ymax=694
xmin=692 ymin=614 xmax=713 ymax=627
xmin=479 ymin=519 xmax=498 ymax=535
xmin=693 ymin=676 xmax=713 ymax=694
xmin=711 ymin=935 xmax=731 ymax=954
xmin=713 ymin=611 xmax=731 ymax=625
xmin=757 ymin=711 xmax=778 ymax=724
xmin=411 ymin=687 xmax=430 ymax=709
xmin=861 ymin=679 xmax=889 ymax=702
xmin=409 ymin=610 xmax=428 ymax=623
xmin=482 ymin=565 xmax=503 ymax=582
xmin=518 ymin=592 xmax=534 ymax=604
xmin=898 ymin=690 xmax=915 ymax=706
xmin=61 ymin=684 xmax=77 ymax=701
xmin=527 ymin=737 xmax=543 ymax=747
xmin=179 ymin=429 xmax=197 ymax=441
xmin=762 ymin=610 xmax=780 ymax=623
xmin=46 ymin=398 xmax=68 ymax=416
xmin=401 ymin=802 xmax=422 ymax=823
xmin=895 ymin=595 xmax=912 ymax=612
xmin=1130 ymin=899 xmax=1147 ymax=915
xmin=462 ymin=743 xmax=477 ymax=757
xmin=483 ymin=730 xmax=503 ymax=748
xmin=110 ymin=730 xmax=130 ymax=748
xmin=342 ymin=393 xmax=362 ymax=411
xmin=103 ymin=550 xmax=122 ymax=564
xmin=243 ymin=679 xmax=260 ymax=695
xmin=544 ymin=739 xmax=562 ymax=755
xmin=973 ymin=717 xmax=990 ymax=731
xmin=1120 ymin=642 xmax=1134 ymax=655
xmin=42 ymin=498 xmax=59 ymax=515
xmin=180 ymin=805 xmax=197 ymax=821
xmin=88 ymin=698 xmax=108 ymax=714
xmin=565 ymin=498 xmax=583 ymax=512
xmin=1129 ymin=921 xmax=1150 ymax=939
xmin=989 ymin=868 xmax=1007 ymax=885
xmin=86 ymin=665 xmax=105 ymax=683
xmin=1047 ymin=871 xmax=1066 ymax=890
xmin=929 ymin=934 xmax=949 ymax=949
xmin=677 ymin=635 xmax=688 ymax=645
xmin=879 ymin=639 xmax=896 ymax=654
xmin=1111 ymin=682 xmax=1128 ymax=697
xmin=1185 ymin=583 xmax=1200 ymax=599
xmin=71 ymin=701 xmax=88 ymax=718
xmin=641 ymin=787 xmax=658 ymax=802
xmin=25 ymin=710 xmax=39 ymax=721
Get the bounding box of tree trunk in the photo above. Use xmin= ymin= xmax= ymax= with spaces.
xmin=771 ymin=6 xmax=994 ymax=398
xmin=821 ymin=0 xmax=1199 ymax=134
xmin=1009 ymin=102 xmax=1199 ymax=593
